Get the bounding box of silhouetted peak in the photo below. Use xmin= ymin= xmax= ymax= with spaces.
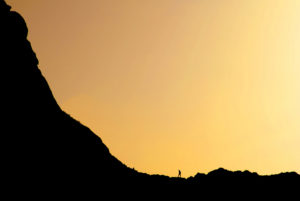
xmin=1 ymin=0 xmax=132 ymax=184
xmin=0 ymin=0 xmax=10 ymax=11
xmin=272 ymin=171 xmax=299 ymax=177
xmin=207 ymin=168 xmax=263 ymax=177
xmin=2 ymin=0 xmax=299 ymax=190
xmin=208 ymin=168 xmax=230 ymax=176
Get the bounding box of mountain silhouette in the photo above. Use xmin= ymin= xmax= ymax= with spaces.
xmin=1 ymin=0 xmax=299 ymax=191
xmin=1 ymin=0 xmax=137 ymax=185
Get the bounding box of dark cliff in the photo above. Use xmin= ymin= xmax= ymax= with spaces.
xmin=1 ymin=0 xmax=299 ymax=191
xmin=1 ymin=0 xmax=136 ymax=185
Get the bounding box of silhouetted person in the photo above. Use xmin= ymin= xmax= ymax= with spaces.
xmin=178 ymin=170 xmax=181 ymax=178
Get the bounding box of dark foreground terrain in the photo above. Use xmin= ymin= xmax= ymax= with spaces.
xmin=1 ymin=0 xmax=299 ymax=191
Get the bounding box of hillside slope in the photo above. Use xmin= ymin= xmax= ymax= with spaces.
xmin=1 ymin=0 xmax=138 ymax=184
xmin=1 ymin=0 xmax=299 ymax=189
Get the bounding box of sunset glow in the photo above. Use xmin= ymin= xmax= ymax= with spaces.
xmin=8 ymin=0 xmax=300 ymax=177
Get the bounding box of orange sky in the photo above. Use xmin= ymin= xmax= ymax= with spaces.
xmin=8 ymin=0 xmax=300 ymax=177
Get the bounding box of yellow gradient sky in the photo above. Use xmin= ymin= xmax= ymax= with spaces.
xmin=8 ymin=0 xmax=300 ymax=177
